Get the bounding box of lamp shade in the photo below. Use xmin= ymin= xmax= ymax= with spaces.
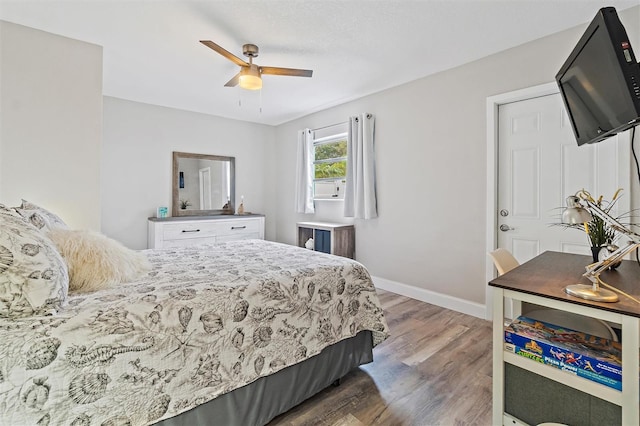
xmin=239 ymin=64 xmax=262 ymax=90
xmin=562 ymin=195 xmax=593 ymax=224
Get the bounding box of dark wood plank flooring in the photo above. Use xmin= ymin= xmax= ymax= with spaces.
xmin=269 ymin=289 xmax=493 ymax=426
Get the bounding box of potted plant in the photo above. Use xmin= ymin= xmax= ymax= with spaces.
xmin=562 ymin=189 xmax=632 ymax=262
xmin=180 ymin=199 xmax=191 ymax=210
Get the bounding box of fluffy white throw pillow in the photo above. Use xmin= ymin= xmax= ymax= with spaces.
xmin=48 ymin=229 xmax=151 ymax=293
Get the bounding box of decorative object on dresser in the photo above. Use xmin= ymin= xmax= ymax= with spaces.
xmin=297 ymin=221 xmax=355 ymax=259
xmin=237 ymin=195 xmax=245 ymax=214
xmin=156 ymin=206 xmax=168 ymax=218
xmin=172 ymin=151 xmax=235 ymax=217
xmin=148 ymin=214 xmax=265 ymax=249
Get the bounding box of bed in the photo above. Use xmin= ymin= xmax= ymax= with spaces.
xmin=0 ymin=204 xmax=389 ymax=426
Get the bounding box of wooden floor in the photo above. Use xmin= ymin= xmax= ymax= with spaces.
xmin=269 ymin=289 xmax=493 ymax=426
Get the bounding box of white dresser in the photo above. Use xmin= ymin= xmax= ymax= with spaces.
xmin=147 ymin=215 xmax=265 ymax=249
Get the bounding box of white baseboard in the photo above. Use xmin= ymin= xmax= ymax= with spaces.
xmin=372 ymin=275 xmax=487 ymax=319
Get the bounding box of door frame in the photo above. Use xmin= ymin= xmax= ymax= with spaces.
xmin=485 ymin=82 xmax=631 ymax=320
xmin=485 ymin=82 xmax=565 ymax=320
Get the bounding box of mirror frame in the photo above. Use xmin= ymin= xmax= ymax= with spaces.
xmin=172 ymin=151 xmax=235 ymax=216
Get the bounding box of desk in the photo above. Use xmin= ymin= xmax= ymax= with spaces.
xmin=489 ymin=251 xmax=640 ymax=425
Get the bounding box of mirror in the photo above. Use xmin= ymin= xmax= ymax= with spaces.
xmin=172 ymin=151 xmax=235 ymax=216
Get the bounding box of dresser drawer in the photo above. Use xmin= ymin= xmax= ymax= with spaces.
xmin=162 ymin=221 xmax=221 ymax=241
xmin=148 ymin=216 xmax=265 ymax=249
xmin=214 ymin=218 xmax=262 ymax=238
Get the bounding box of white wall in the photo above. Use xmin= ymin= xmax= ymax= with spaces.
xmin=101 ymin=97 xmax=277 ymax=249
xmin=274 ymin=6 xmax=640 ymax=312
xmin=0 ymin=21 xmax=102 ymax=230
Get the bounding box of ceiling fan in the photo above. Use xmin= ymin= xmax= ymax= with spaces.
xmin=200 ymin=40 xmax=313 ymax=90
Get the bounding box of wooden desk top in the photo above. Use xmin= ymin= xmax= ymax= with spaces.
xmin=489 ymin=251 xmax=640 ymax=318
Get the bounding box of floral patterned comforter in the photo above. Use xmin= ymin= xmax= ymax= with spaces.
xmin=0 ymin=239 xmax=389 ymax=425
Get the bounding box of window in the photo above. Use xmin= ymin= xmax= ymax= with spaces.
xmin=313 ymin=128 xmax=348 ymax=199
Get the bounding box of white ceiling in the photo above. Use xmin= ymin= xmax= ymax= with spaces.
xmin=1 ymin=0 xmax=638 ymax=126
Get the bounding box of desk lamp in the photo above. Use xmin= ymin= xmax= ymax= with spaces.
xmin=562 ymin=192 xmax=640 ymax=302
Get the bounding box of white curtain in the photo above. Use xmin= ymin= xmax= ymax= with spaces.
xmin=344 ymin=113 xmax=377 ymax=219
xmin=295 ymin=128 xmax=315 ymax=214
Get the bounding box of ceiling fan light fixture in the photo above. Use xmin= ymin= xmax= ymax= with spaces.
xmin=239 ymin=64 xmax=262 ymax=90
xmin=200 ymin=40 xmax=312 ymax=89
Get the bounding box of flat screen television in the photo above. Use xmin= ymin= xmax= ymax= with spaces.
xmin=556 ymin=7 xmax=640 ymax=146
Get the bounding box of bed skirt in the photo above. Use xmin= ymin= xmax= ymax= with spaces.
xmin=156 ymin=330 xmax=374 ymax=426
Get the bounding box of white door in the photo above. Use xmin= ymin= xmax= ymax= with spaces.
xmin=199 ymin=167 xmax=212 ymax=210
xmin=498 ymin=93 xmax=630 ymax=264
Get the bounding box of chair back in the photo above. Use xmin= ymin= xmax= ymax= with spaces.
xmin=488 ymin=248 xmax=520 ymax=276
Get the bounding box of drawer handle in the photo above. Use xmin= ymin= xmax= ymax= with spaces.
xmin=181 ymin=229 xmax=201 ymax=233
xmin=231 ymin=226 xmax=247 ymax=230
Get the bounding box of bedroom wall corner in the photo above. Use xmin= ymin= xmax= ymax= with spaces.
xmin=0 ymin=20 xmax=102 ymax=230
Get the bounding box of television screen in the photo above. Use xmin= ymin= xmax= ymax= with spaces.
xmin=556 ymin=7 xmax=640 ymax=146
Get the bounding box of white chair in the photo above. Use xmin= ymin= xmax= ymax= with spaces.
xmin=488 ymin=248 xmax=618 ymax=341
xmin=487 ymin=248 xmax=519 ymax=275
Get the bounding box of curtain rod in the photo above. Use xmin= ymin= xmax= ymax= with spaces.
xmin=312 ymin=121 xmax=348 ymax=132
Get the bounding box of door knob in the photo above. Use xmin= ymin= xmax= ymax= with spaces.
xmin=499 ymin=224 xmax=514 ymax=232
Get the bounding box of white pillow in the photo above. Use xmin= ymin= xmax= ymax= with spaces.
xmin=0 ymin=207 xmax=69 ymax=318
xmin=47 ymin=229 xmax=151 ymax=293
xmin=15 ymin=199 xmax=68 ymax=232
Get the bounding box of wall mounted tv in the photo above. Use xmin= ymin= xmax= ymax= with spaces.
xmin=556 ymin=7 xmax=640 ymax=146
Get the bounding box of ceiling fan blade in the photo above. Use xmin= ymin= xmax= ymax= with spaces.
xmin=260 ymin=66 xmax=313 ymax=77
xmin=224 ymin=72 xmax=241 ymax=87
xmin=200 ymin=40 xmax=248 ymax=67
